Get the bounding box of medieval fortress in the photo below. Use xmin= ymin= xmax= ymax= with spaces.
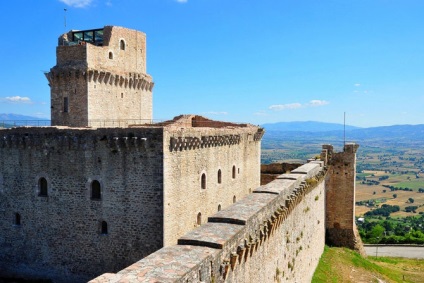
xmin=0 ymin=26 xmax=361 ymax=283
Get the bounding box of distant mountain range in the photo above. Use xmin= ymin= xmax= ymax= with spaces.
xmin=0 ymin=113 xmax=46 ymax=120
xmin=261 ymin=121 xmax=424 ymax=143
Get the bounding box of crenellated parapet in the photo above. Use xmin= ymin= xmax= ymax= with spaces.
xmin=0 ymin=128 xmax=161 ymax=152
xmin=169 ymin=135 xmax=241 ymax=152
xmin=45 ymin=69 xmax=154 ymax=91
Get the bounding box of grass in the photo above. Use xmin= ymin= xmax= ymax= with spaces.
xmin=312 ymin=246 xmax=424 ymax=283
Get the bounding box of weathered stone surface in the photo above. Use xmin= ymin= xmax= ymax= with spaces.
xmin=47 ymin=26 xmax=153 ymax=127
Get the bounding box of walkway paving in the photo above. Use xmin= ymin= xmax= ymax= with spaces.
xmin=364 ymin=245 xmax=424 ymax=259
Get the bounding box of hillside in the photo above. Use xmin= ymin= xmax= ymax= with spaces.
xmin=312 ymin=246 xmax=424 ymax=283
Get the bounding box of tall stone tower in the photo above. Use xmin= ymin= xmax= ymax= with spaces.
xmin=324 ymin=143 xmax=364 ymax=253
xmin=45 ymin=26 xmax=154 ymax=127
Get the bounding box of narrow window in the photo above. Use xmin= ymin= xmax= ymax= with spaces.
xmin=217 ymin=169 xmax=222 ymax=184
xmin=238 ymin=168 xmax=240 ymax=174
xmin=218 ymin=204 xmax=221 ymax=211
xmin=101 ymin=221 xmax=108 ymax=234
xmin=15 ymin=213 xmax=21 ymax=225
xmin=109 ymin=51 xmax=113 ymax=59
xmin=120 ymin=40 xmax=125 ymax=50
xmin=38 ymin=177 xmax=48 ymax=197
xmin=233 ymin=195 xmax=236 ymax=203
xmin=201 ymin=173 xmax=206 ymax=190
xmin=91 ymin=180 xmax=101 ymax=200
xmin=63 ymin=97 xmax=69 ymax=113
xmin=232 ymin=166 xmax=236 ymax=179
xmin=121 ymin=93 xmax=123 ymax=98
xmin=197 ymin=212 xmax=202 ymax=226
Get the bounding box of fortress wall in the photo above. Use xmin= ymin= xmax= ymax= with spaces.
xmin=87 ymin=77 xmax=153 ymax=123
xmin=91 ymin=161 xmax=326 ymax=283
xmin=0 ymin=127 xmax=165 ymax=282
xmin=49 ymin=72 xmax=88 ymax=127
xmin=162 ymin=127 xmax=261 ymax=246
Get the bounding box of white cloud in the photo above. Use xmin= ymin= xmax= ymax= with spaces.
xmin=308 ymin=100 xmax=329 ymax=107
xmin=354 ymin=83 xmax=361 ymax=87
xmin=59 ymin=0 xmax=93 ymax=8
xmin=175 ymin=0 xmax=188 ymax=3
xmin=269 ymin=100 xmax=329 ymax=111
xmin=1 ymin=96 xmax=32 ymax=104
xmin=269 ymin=103 xmax=302 ymax=111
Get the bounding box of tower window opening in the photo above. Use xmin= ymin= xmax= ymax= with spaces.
xmin=218 ymin=204 xmax=221 ymax=211
xmin=38 ymin=177 xmax=48 ymax=197
xmin=101 ymin=221 xmax=108 ymax=234
xmin=15 ymin=213 xmax=21 ymax=226
xmin=121 ymin=93 xmax=123 ymax=98
xmin=120 ymin=39 xmax=125 ymax=50
xmin=91 ymin=180 xmax=101 ymax=200
xmin=109 ymin=51 xmax=113 ymax=59
xmin=63 ymin=97 xmax=69 ymax=113
xmin=217 ymin=169 xmax=222 ymax=184
xmin=201 ymin=173 xmax=206 ymax=190
xmin=233 ymin=195 xmax=236 ymax=203
xmin=232 ymin=166 xmax=236 ymax=179
xmin=197 ymin=212 xmax=202 ymax=226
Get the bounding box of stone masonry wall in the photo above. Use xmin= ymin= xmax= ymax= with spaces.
xmin=325 ymin=143 xmax=364 ymax=252
xmin=0 ymin=127 xmax=164 ymax=283
xmin=162 ymin=125 xmax=261 ymax=246
xmin=46 ymin=26 xmax=153 ymax=127
xmin=91 ymin=160 xmax=327 ymax=283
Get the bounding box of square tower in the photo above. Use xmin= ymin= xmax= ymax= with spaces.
xmin=45 ymin=26 xmax=154 ymax=127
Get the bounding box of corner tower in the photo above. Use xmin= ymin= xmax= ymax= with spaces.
xmin=324 ymin=143 xmax=364 ymax=253
xmin=45 ymin=26 xmax=154 ymax=127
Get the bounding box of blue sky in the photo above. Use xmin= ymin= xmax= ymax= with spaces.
xmin=0 ymin=0 xmax=423 ymax=127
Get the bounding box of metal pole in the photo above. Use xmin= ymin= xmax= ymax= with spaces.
xmin=344 ymin=112 xmax=346 ymax=148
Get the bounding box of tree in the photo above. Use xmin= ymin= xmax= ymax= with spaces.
xmin=393 ymin=194 xmax=397 ymax=198
xmin=408 ymin=198 xmax=414 ymax=203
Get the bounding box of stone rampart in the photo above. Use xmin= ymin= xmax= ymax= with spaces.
xmin=0 ymin=127 xmax=165 ymax=283
xmin=91 ymin=160 xmax=327 ymax=283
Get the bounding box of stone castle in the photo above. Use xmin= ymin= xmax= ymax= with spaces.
xmin=0 ymin=26 xmax=361 ymax=283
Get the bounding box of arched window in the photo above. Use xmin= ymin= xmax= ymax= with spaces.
xmin=232 ymin=166 xmax=236 ymax=179
xmin=218 ymin=204 xmax=221 ymax=211
xmin=217 ymin=169 xmax=222 ymax=184
xmin=201 ymin=173 xmax=206 ymax=190
xmin=109 ymin=51 xmax=113 ymax=59
xmin=91 ymin=180 xmax=101 ymax=200
xmin=197 ymin=212 xmax=202 ymax=226
xmin=120 ymin=39 xmax=125 ymax=50
xmin=101 ymin=221 xmax=108 ymax=234
xmin=233 ymin=195 xmax=236 ymax=203
xmin=38 ymin=177 xmax=48 ymax=196
xmin=15 ymin=213 xmax=21 ymax=225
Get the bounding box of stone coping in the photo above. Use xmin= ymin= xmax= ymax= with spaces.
xmin=178 ymin=223 xmax=244 ymax=249
xmin=291 ymin=162 xmax=321 ymax=178
xmin=208 ymin=193 xmax=277 ymax=225
xmin=254 ymin=177 xmax=300 ymax=195
xmin=89 ymin=245 xmax=218 ymax=283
